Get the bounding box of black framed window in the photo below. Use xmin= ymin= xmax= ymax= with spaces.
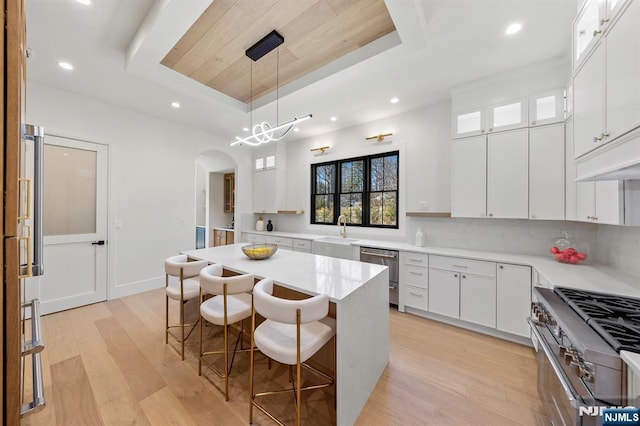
xmin=311 ymin=151 xmax=398 ymax=228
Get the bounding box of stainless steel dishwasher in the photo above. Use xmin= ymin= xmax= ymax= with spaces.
xmin=359 ymin=247 xmax=399 ymax=307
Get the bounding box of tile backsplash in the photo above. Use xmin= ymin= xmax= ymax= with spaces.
xmin=406 ymin=217 xmax=598 ymax=258
xmin=596 ymin=224 xmax=640 ymax=280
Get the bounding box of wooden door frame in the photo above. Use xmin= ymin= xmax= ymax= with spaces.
xmin=3 ymin=0 xmax=27 ymax=423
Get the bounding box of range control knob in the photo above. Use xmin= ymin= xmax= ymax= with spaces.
xmin=564 ymin=349 xmax=576 ymax=365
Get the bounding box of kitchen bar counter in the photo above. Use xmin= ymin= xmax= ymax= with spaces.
xmin=182 ymin=244 xmax=389 ymax=426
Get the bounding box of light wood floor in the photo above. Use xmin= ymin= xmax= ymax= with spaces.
xmin=21 ymin=288 xmax=549 ymax=425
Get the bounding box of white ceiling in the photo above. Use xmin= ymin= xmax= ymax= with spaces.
xmin=25 ymin=0 xmax=577 ymax=144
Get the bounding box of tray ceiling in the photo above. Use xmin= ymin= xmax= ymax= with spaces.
xmin=160 ymin=0 xmax=396 ymax=104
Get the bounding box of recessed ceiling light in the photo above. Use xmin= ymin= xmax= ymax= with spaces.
xmin=76 ymin=0 xmax=91 ymax=5
xmin=505 ymin=22 xmax=522 ymax=35
xmin=57 ymin=61 xmax=73 ymax=71
xmin=390 ymin=97 xmax=399 ymax=104
xmin=242 ymin=127 xmax=249 ymax=132
xmin=294 ymin=127 xmax=300 ymax=132
xmin=330 ymin=116 xmax=337 ymax=122
xmin=170 ymin=101 xmax=181 ymax=108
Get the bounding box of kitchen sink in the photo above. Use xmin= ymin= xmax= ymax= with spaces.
xmin=314 ymin=237 xmax=358 ymax=245
xmin=312 ymin=237 xmax=358 ymax=259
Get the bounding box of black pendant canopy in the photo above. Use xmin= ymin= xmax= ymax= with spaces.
xmin=245 ymin=30 xmax=284 ymax=62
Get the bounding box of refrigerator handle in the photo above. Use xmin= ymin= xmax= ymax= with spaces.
xmin=22 ymin=124 xmax=44 ymax=276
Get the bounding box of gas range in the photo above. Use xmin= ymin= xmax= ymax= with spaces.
xmin=530 ymin=287 xmax=633 ymax=424
xmin=554 ymin=287 xmax=640 ymax=354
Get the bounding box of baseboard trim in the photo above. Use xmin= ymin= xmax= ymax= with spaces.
xmin=111 ymin=276 xmax=164 ymax=299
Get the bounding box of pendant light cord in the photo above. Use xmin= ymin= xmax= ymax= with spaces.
xmin=276 ymin=46 xmax=279 ymax=126
xmin=250 ymin=59 xmax=253 ymax=131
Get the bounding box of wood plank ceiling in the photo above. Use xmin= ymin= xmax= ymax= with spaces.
xmin=160 ymin=0 xmax=397 ymax=104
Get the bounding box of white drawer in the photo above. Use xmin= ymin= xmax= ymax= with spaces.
xmin=429 ymin=255 xmax=495 ymax=277
xmin=245 ymin=233 xmax=266 ymax=244
xmin=265 ymin=235 xmax=293 ymax=248
xmin=404 ymin=285 xmax=428 ymax=310
xmin=292 ymin=238 xmax=312 ymax=251
xmin=405 ymin=265 xmax=428 ymax=289
xmin=404 ymin=252 xmax=428 ymax=267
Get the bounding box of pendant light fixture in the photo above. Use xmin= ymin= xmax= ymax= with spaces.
xmin=230 ymin=30 xmax=312 ymax=147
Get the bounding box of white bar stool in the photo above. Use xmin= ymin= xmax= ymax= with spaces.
xmin=198 ymin=265 xmax=255 ymax=401
xmin=249 ymin=278 xmax=336 ymax=426
xmin=164 ymin=254 xmax=208 ymax=360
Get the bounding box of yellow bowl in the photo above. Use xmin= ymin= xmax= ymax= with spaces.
xmin=241 ymin=243 xmax=278 ymax=260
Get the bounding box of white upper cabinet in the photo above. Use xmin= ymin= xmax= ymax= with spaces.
xmin=452 ymin=107 xmax=486 ymax=138
xmin=487 ymin=129 xmax=529 ymax=219
xmin=529 ymin=89 xmax=565 ymax=126
xmin=605 ymin=0 xmax=640 ymax=142
xmin=573 ymin=42 xmax=605 ymax=159
xmin=451 ymin=135 xmax=487 ymax=218
xmin=572 ymin=0 xmax=640 ymax=163
xmin=529 ymin=124 xmax=565 ymax=220
xmin=574 ymin=0 xmax=603 ymax=69
xmin=487 ymin=99 xmax=528 ymax=133
xmin=576 ymin=180 xmax=624 ymax=224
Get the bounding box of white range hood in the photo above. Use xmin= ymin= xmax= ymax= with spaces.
xmin=576 ymin=127 xmax=640 ymax=181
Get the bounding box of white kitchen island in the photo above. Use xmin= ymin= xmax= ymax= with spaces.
xmin=182 ymin=243 xmax=390 ymax=426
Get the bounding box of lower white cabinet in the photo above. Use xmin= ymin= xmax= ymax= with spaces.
xmin=243 ymin=232 xmax=266 ymax=244
xmin=265 ymin=235 xmax=293 ymax=250
xmin=496 ymin=263 xmax=532 ymax=337
xmin=428 ymin=268 xmax=460 ymax=319
xmin=399 ymin=251 xmax=429 ymax=311
xmin=459 ymin=273 xmax=496 ymax=328
xmin=292 ymin=238 xmax=312 ymax=253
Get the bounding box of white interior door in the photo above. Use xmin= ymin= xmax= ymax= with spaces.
xmin=39 ymin=136 xmax=108 ymax=314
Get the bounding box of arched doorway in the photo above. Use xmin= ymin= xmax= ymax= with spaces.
xmin=195 ymin=150 xmax=237 ymax=248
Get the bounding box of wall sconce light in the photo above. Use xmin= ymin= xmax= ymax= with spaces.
xmin=365 ymin=133 xmax=393 ymax=142
xmin=310 ymin=146 xmax=330 ymax=154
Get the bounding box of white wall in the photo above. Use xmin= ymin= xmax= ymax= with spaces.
xmin=26 ymin=81 xmax=252 ymax=299
xmin=271 ymin=100 xmax=452 ymax=240
xmin=451 ymin=58 xmax=570 ymax=112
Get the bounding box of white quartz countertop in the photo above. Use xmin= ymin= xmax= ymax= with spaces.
xmin=239 ymin=231 xmax=639 ymax=297
xmin=182 ymin=243 xmax=387 ymax=302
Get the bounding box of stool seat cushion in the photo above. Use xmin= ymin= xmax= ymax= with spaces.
xmin=166 ymin=276 xmax=200 ymax=301
xmin=254 ymin=316 xmax=336 ymax=365
xmin=200 ymin=293 xmax=252 ymax=326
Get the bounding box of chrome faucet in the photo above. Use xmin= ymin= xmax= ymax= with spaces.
xmin=337 ymin=214 xmax=347 ymax=238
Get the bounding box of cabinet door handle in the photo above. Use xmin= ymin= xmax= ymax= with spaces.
xmin=452 ymin=264 xmax=468 ymax=269
xmin=499 ymin=265 xmax=504 ymax=269
xmin=488 ymin=127 xmax=493 ymax=132
xmin=454 ymin=274 xmax=458 ymax=278
xmin=462 ymin=275 xmax=467 ymax=279
xmin=600 ymin=18 xmax=609 ymax=25
xmin=488 ymin=213 xmax=494 ymax=217
xmin=409 ymin=292 xmax=423 ymax=298
xmin=593 ymin=216 xmax=598 ymax=221
xmin=593 ymin=29 xmax=602 ymax=37
xmin=603 ymin=132 xmax=610 ymax=138
xmin=531 ymin=120 xmax=536 ymax=125
xmin=593 ymin=135 xmax=603 ymax=142
xmin=409 ymin=258 xmax=423 ymax=263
